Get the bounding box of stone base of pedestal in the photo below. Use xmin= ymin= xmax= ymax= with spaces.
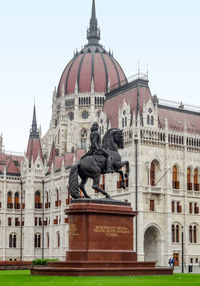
xmin=31 ymin=261 xmax=173 ymax=276
xmin=31 ymin=199 xmax=173 ymax=276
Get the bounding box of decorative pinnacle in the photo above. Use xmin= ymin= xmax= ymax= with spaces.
xmin=87 ymin=0 xmax=100 ymax=45
xmin=30 ymin=104 xmax=39 ymax=138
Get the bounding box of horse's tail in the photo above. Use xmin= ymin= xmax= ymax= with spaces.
xmin=69 ymin=164 xmax=81 ymax=199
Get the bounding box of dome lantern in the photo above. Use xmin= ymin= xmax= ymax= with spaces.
xmin=87 ymin=0 xmax=100 ymax=46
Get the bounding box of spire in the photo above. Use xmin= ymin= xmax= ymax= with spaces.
xmin=30 ymin=104 xmax=39 ymax=138
xmin=91 ymin=0 xmax=96 ymax=20
xmin=26 ymin=104 xmax=43 ymax=168
xmin=87 ymin=0 xmax=100 ymax=45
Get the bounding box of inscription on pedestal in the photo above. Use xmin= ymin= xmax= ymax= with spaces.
xmin=94 ymin=225 xmax=130 ymax=237
xmin=69 ymin=224 xmax=79 ymax=236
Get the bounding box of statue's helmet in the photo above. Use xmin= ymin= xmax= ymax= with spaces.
xmin=91 ymin=122 xmax=99 ymax=131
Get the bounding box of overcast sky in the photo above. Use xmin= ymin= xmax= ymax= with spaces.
xmin=1 ymin=0 xmax=200 ymax=153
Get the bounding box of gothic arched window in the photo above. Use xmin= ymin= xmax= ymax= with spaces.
xmin=172 ymin=225 xmax=175 ymax=242
xmin=175 ymin=225 xmax=180 ymax=243
xmin=80 ymin=129 xmax=87 ymax=150
xmin=122 ymin=110 xmax=128 ymax=129
xmin=55 ymin=189 xmax=61 ymax=207
xmin=151 ymin=115 xmax=154 ymax=125
xmin=172 ymin=224 xmax=180 ymax=243
xmin=147 ymin=114 xmax=150 ymax=125
xmin=194 ymin=168 xmax=199 ymax=191
xmin=172 ymin=165 xmax=179 ymax=189
xmin=45 ymin=191 xmax=49 ymax=209
xmin=35 ymin=191 xmax=41 ymax=209
xmin=7 ymin=192 xmax=13 ymax=209
xmin=9 ymin=234 xmax=12 ymax=248
xmin=34 ymin=234 xmax=41 ymax=248
xmin=147 ymin=108 xmax=154 ymax=126
xmin=14 ymin=192 xmax=20 ymax=209
xmin=188 ymin=224 xmax=198 ymax=243
xmin=194 ymin=225 xmax=197 ymax=243
xmin=189 ymin=225 xmax=193 ymax=243
xmin=187 ymin=167 xmax=192 ymax=190
xmin=9 ymin=233 xmax=17 ymax=248
xmin=150 ymin=162 xmax=155 ymax=186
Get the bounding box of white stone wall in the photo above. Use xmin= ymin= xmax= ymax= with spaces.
xmin=1 ymin=93 xmax=200 ymax=269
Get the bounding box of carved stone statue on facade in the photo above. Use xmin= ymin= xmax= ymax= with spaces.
xmin=69 ymin=123 xmax=129 ymax=199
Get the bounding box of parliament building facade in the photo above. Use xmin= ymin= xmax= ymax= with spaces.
xmin=0 ymin=0 xmax=200 ymax=270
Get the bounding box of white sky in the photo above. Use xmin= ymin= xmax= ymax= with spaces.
xmin=0 ymin=0 xmax=200 ymax=153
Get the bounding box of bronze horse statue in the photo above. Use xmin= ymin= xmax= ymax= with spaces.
xmin=69 ymin=128 xmax=129 ymax=199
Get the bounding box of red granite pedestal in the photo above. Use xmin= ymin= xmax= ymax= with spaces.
xmin=31 ymin=199 xmax=173 ymax=276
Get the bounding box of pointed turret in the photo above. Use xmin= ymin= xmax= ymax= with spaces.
xmin=26 ymin=105 xmax=43 ymax=167
xmin=87 ymin=0 xmax=100 ymax=45
xmin=30 ymin=105 xmax=39 ymax=138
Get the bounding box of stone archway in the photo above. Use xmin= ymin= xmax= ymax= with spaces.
xmin=144 ymin=225 xmax=161 ymax=266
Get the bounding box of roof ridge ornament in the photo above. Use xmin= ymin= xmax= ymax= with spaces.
xmin=87 ymin=0 xmax=100 ymax=46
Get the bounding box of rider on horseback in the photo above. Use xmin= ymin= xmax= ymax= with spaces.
xmin=88 ymin=122 xmax=114 ymax=173
xmin=69 ymin=126 xmax=128 ymax=199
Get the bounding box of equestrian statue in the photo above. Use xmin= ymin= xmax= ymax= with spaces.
xmin=69 ymin=122 xmax=129 ymax=199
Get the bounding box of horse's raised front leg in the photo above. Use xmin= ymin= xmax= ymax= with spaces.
xmin=92 ymin=175 xmax=111 ymax=198
xmin=79 ymin=177 xmax=91 ymax=198
xmin=114 ymin=160 xmax=130 ymax=189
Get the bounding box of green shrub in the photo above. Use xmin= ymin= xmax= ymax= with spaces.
xmin=32 ymin=259 xmax=48 ymax=265
xmin=32 ymin=258 xmax=59 ymax=265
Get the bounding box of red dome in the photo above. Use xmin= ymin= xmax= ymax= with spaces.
xmin=57 ymin=45 xmax=127 ymax=97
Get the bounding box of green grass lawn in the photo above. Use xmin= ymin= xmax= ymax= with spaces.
xmin=0 ymin=271 xmax=200 ymax=286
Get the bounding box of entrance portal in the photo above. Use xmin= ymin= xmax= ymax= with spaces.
xmin=144 ymin=225 xmax=161 ymax=265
